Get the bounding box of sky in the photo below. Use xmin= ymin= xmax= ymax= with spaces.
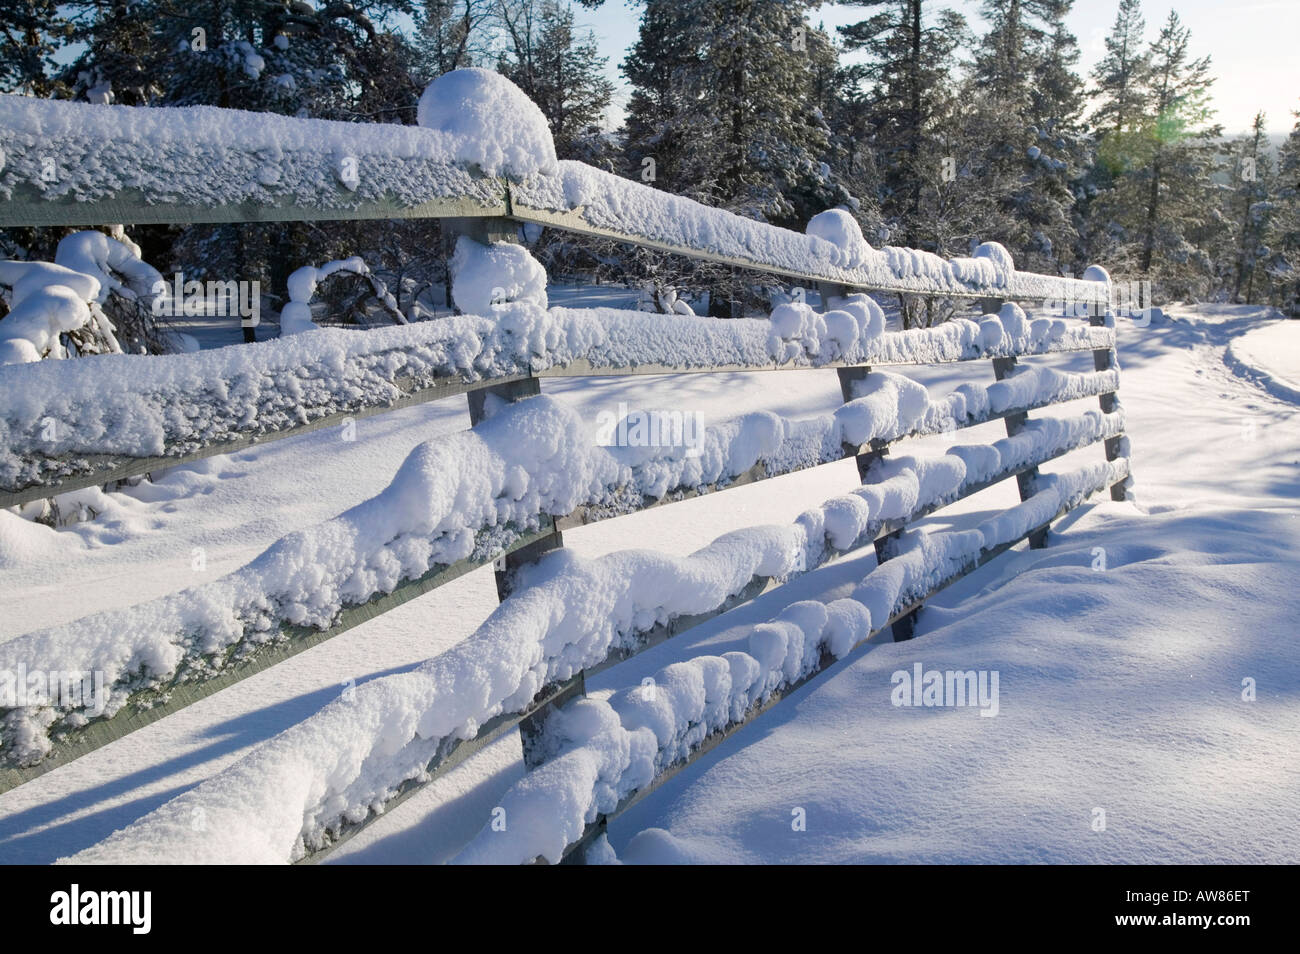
xmin=571 ymin=0 xmax=1300 ymax=137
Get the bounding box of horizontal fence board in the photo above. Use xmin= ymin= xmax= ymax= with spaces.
xmin=0 ymin=521 xmax=556 ymax=794
xmin=0 ymin=184 xmax=507 ymax=229
xmin=0 ymin=369 xmax=533 ymax=510
xmin=507 ymin=200 xmax=1106 ymax=307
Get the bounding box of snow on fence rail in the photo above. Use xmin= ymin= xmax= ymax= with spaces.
xmin=0 ymin=76 xmax=1131 ymax=862
xmin=0 ymin=91 xmax=1110 ymax=306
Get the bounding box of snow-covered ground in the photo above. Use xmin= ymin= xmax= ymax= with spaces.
xmin=0 ymin=303 xmax=1295 ymax=864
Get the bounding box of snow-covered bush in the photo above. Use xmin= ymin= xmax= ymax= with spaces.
xmin=280 ymin=257 xmax=403 ymax=336
xmin=0 ymin=228 xmax=169 ymax=364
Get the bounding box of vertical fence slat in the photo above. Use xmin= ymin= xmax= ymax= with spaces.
xmin=828 ymin=285 xmax=919 ymax=642
xmin=1089 ymin=311 xmax=1128 ymax=501
xmin=455 ymin=220 xmax=581 ymax=772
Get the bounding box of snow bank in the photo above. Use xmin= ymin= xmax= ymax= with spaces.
xmin=417 ymin=68 xmax=557 ymax=180
xmin=1224 ymin=320 xmax=1300 ymax=405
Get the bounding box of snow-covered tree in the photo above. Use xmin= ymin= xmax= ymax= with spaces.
xmin=1091 ymin=0 xmax=1150 ymax=147
xmin=1224 ymin=113 xmax=1274 ymax=303
xmin=964 ymin=0 xmax=1086 ymax=273
xmin=412 ymin=0 xmax=495 ymax=84
xmin=1087 ymin=10 xmax=1222 ymax=297
xmin=836 ymin=0 xmax=969 ymax=249
xmin=1264 ymin=108 xmax=1300 ymax=313
xmin=620 ymin=0 xmax=708 ymax=198
xmin=622 ymin=0 xmax=846 ymax=226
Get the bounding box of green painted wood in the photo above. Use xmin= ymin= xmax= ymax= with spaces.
xmin=0 ymin=183 xmax=506 ymax=228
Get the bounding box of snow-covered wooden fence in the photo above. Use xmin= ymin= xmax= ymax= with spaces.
xmin=0 ymin=88 xmax=1131 ymax=864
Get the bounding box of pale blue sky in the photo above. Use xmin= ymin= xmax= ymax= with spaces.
xmin=572 ymin=0 xmax=1299 ymax=136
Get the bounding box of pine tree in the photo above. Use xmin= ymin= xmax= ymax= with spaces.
xmin=412 ymin=0 xmax=494 ymax=84
xmin=621 ymin=0 xmax=709 ymax=198
xmin=1136 ymin=11 xmax=1220 ymax=280
xmin=1265 ymin=107 xmax=1300 ymax=314
xmin=622 ymin=0 xmax=846 ymax=226
xmin=0 ymin=1 xmax=74 ymax=96
xmin=1087 ymin=10 xmax=1221 ymax=297
xmin=1091 ymin=0 xmax=1150 ymax=147
xmin=967 ymin=0 xmax=1086 ymax=273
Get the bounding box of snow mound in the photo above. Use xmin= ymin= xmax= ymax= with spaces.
xmin=1224 ymin=319 xmax=1300 ymax=404
xmin=417 ymin=68 xmax=557 ymax=180
xmin=806 ymin=207 xmax=868 ymax=256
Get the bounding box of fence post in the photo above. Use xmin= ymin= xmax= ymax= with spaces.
xmin=1089 ymin=305 xmax=1128 ymax=501
xmin=454 ymin=218 xmax=579 ymax=770
xmin=824 ymin=283 xmax=917 ymax=641
xmin=985 ymin=297 xmax=1049 ymax=549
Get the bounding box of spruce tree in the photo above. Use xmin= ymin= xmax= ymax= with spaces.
xmin=1264 ymin=108 xmax=1300 ymax=313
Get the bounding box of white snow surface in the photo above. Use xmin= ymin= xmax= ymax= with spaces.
xmin=450 ymin=237 xmax=548 ymax=316
xmin=1224 ymin=316 xmax=1300 ymax=404
xmin=0 ymin=93 xmax=503 ymax=213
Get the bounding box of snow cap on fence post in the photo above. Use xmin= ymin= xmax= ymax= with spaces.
xmin=417 ymin=68 xmax=558 ymax=180
xmin=805 ymin=207 xmax=872 ymax=268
